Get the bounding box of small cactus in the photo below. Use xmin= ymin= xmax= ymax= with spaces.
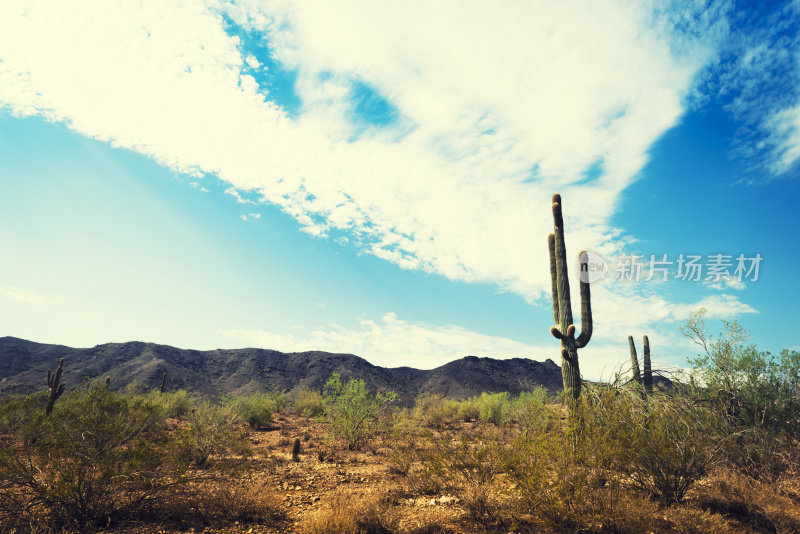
xmin=628 ymin=336 xmax=654 ymax=395
xmin=291 ymin=437 xmax=301 ymax=462
xmin=160 ymin=371 xmax=166 ymax=393
xmin=628 ymin=336 xmax=641 ymax=385
xmin=104 ymin=376 xmax=111 ymax=388
xmin=643 ymin=335 xmax=653 ymax=394
xmin=46 ymin=359 xmax=66 ymax=415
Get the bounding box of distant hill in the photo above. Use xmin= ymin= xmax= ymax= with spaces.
xmin=0 ymin=337 xmax=563 ymax=404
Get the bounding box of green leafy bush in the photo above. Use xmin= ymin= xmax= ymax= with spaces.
xmin=143 ymin=388 xmax=194 ymax=418
xmin=322 ymin=372 xmax=397 ymax=450
xmin=294 ymin=386 xmax=325 ymax=418
xmin=175 ymin=401 xmax=251 ymax=466
xmin=412 ymin=393 xmax=460 ymax=428
xmin=684 ymin=309 xmax=800 ymax=435
xmin=225 ymin=392 xmax=276 ymax=429
xmin=0 ymin=380 xmax=183 ymax=530
xmin=473 ymin=391 xmax=511 ymax=424
xmin=456 ymin=397 xmax=481 ymax=422
xmin=580 ymin=387 xmax=725 ymax=503
xmin=510 ymin=388 xmax=554 ymax=435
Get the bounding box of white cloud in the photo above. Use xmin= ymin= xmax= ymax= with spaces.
xmin=700 ymin=0 xmax=800 ymax=178
xmin=223 ymin=311 xmax=566 ymax=372
xmin=0 ymin=0 xmax=721 ymax=302
xmin=767 ymin=104 xmax=800 ymax=174
xmin=0 ymin=286 xmax=52 ymax=305
xmin=221 ymin=299 xmax=747 ymax=380
xmin=0 ymin=1 xmax=759 ymax=368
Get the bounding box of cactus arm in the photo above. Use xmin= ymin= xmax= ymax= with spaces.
xmin=643 ymin=335 xmax=653 ymax=394
xmin=628 ymin=336 xmax=641 ymax=384
xmin=550 ymin=326 xmax=563 ymax=339
xmin=574 ymin=251 xmax=593 ymax=349
xmin=548 ymin=233 xmax=559 ymax=325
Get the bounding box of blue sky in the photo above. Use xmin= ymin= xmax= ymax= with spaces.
xmin=1 ymin=1 xmax=798 ymax=378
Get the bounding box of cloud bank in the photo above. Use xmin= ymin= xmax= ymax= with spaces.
xmin=0 ymin=1 xmax=762 ymax=367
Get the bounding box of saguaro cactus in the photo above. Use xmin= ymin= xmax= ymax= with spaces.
xmin=643 ymin=335 xmax=653 ymax=394
xmin=548 ymin=193 xmax=593 ymax=400
xmin=628 ymin=336 xmax=641 ymax=385
xmin=46 ymin=358 xmax=66 ymax=415
xmin=160 ymin=371 xmax=167 ymax=393
xmin=292 ymin=437 xmax=301 ymax=462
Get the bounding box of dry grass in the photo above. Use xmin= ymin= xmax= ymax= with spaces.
xmin=296 ymin=489 xmax=402 ymax=533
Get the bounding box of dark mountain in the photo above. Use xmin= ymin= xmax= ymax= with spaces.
xmin=0 ymin=336 xmax=564 ymax=404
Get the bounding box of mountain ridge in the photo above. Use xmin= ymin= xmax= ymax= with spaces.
xmin=0 ymin=336 xmax=563 ymax=404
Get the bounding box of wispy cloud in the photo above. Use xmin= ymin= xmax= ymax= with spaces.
xmin=222 ymin=312 xmax=546 ymax=370
xmin=0 ymin=286 xmax=51 ymax=305
xmin=0 ymin=1 xmax=760 ymax=363
xmin=221 ymin=298 xmax=750 ymax=379
xmin=699 ymin=0 xmax=800 ymax=178
xmin=0 ymin=0 xmax=721 ymax=300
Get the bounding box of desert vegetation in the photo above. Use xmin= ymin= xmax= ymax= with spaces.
xmin=0 ymin=312 xmax=798 ymax=533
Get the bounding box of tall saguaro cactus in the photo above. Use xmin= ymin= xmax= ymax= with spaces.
xmin=628 ymin=336 xmax=641 ymax=385
xmin=46 ymin=358 xmax=66 ymax=415
xmin=548 ymin=193 xmax=593 ymax=400
xmin=643 ymin=335 xmax=653 ymax=394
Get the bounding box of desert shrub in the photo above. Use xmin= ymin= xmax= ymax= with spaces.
xmin=322 ymin=372 xmax=398 ymax=450
xmin=693 ymin=471 xmax=800 ymax=533
xmin=717 ymin=426 xmax=800 ymax=483
xmin=295 ymin=386 xmax=325 ymax=417
xmin=580 ymin=387 xmax=725 ymax=504
xmin=297 ymin=489 xmax=401 ymax=534
xmin=0 ymin=380 xmax=183 ymax=530
xmin=473 ymin=391 xmax=510 ymax=425
xmin=265 ymin=390 xmax=287 ymax=413
xmin=502 ymin=424 xmax=617 ymax=532
xmin=455 ymin=398 xmax=480 ymax=422
xmin=420 ymin=427 xmax=512 ymax=530
xmin=143 ymin=388 xmax=194 ymax=418
xmin=155 ymin=478 xmax=288 ymax=528
xmin=413 ymin=393 xmax=460 ymax=428
xmin=509 ymin=388 xmax=553 ymax=435
xmin=225 ymin=392 xmax=275 ymax=429
xmin=684 ymin=309 xmax=800 ymax=435
xmin=175 ymin=401 xmax=250 ymax=466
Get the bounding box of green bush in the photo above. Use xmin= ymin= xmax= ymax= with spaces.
xmin=412 ymin=393 xmax=460 ymax=428
xmin=580 ymin=387 xmax=725 ymax=503
xmin=0 ymin=380 xmax=183 ymax=530
xmin=175 ymin=401 xmax=251 ymax=466
xmin=510 ymin=388 xmax=554 ymax=435
xmin=143 ymin=388 xmax=194 ymax=418
xmin=421 ymin=427 xmax=510 ymax=529
xmin=474 ymin=391 xmax=510 ymax=424
xmin=456 ymin=397 xmax=481 ymax=422
xmin=322 ymin=372 xmax=397 ymax=450
xmin=225 ymin=392 xmax=276 ymax=429
xmin=683 ymin=309 xmax=800 ymax=435
xmin=294 ymin=386 xmax=325 ymax=418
